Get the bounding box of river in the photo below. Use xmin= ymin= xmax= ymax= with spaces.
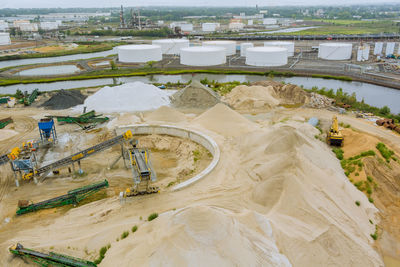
xmin=0 ymin=74 xmax=399 ymax=114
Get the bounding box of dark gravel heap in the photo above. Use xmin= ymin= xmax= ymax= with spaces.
xmin=41 ymin=89 xmax=87 ymax=110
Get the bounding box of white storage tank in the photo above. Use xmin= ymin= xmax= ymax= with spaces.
xmin=118 ymin=45 xmax=162 ymax=63
xmin=318 ymin=43 xmax=352 ymax=60
xmin=0 ymin=32 xmax=11 ymax=46
xmin=202 ymin=40 xmax=237 ymax=56
xmin=357 ymin=45 xmax=370 ymax=62
xmin=246 ymin=47 xmax=288 ymax=66
xmin=264 ymin=41 xmax=295 ymax=57
xmin=152 ymin=39 xmax=189 ymax=55
xmin=202 ymin=23 xmax=219 ymax=32
xmin=374 ymin=42 xmax=383 ymax=55
xmin=180 ymin=46 xmax=226 ymax=66
xmin=240 ymin=43 xmax=254 ymax=57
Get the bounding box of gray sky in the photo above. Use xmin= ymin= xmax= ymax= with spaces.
xmin=3 ymin=0 xmax=400 ymax=9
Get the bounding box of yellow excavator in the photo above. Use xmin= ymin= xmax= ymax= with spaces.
xmin=327 ymin=116 xmax=344 ymax=146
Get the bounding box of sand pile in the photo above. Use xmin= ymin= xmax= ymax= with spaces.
xmin=223 ymin=85 xmax=280 ymax=110
xmin=77 ymin=82 xmax=171 ymax=113
xmin=171 ymin=80 xmax=220 ymax=108
xmin=107 ymin=113 xmax=141 ymax=129
xmin=0 ymin=129 xmax=18 ymax=141
xmin=237 ymin=123 xmax=382 ymax=266
xmin=145 ymin=106 xmax=187 ymax=123
xmin=103 ymin=206 xmax=291 ymax=266
xmin=193 ymin=103 xmax=258 ymax=137
xmin=41 ymin=90 xmax=86 ymax=110
xmin=252 ymin=80 xmax=309 ymax=105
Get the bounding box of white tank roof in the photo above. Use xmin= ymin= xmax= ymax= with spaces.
xmin=180 ymin=46 xmax=226 ymax=66
xmin=152 ymin=39 xmax=189 ymax=55
xmin=0 ymin=32 xmax=11 ymax=46
xmin=246 ymin=47 xmax=288 ymax=67
xmin=118 ymin=45 xmax=162 ymax=63
xmin=318 ymin=43 xmax=352 ymax=60
xmin=264 ymin=41 xmax=295 ymax=57
xmin=240 ymin=43 xmax=254 ymax=57
xmin=202 ymin=40 xmax=237 ymax=56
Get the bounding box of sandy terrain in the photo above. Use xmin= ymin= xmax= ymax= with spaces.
xmin=0 ymin=84 xmax=399 ymax=266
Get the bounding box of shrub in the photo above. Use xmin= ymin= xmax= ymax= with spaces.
xmin=94 ymin=245 xmax=109 ymax=264
xmin=368 ymin=197 xmax=374 ymax=203
xmin=376 ymin=143 xmax=394 ymax=161
xmin=121 ymin=231 xmax=129 ymax=239
xmin=132 ymin=225 xmax=138 ymax=233
xmin=332 ymin=148 xmax=344 ymax=160
xmin=355 ymin=201 xmax=360 ymax=206
xmin=148 ymin=213 xmax=158 ymax=221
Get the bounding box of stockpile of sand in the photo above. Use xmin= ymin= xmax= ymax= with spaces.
xmin=193 ymin=103 xmax=258 ymax=137
xmin=41 ymin=90 xmax=86 ymax=110
xmin=223 ymin=85 xmax=280 ymax=111
xmin=238 ymin=123 xmax=382 ymax=266
xmin=252 ymin=80 xmax=309 ymax=105
xmin=107 ymin=113 xmax=141 ymax=129
xmin=103 ymin=206 xmax=291 ymax=266
xmin=145 ymin=106 xmax=187 ymax=123
xmin=77 ymin=82 xmax=171 ymax=113
xmin=171 ymin=81 xmax=220 ymax=109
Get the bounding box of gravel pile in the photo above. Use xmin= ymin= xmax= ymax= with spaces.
xmin=41 ymin=90 xmax=86 ymax=110
xmin=304 ymin=92 xmax=335 ymax=109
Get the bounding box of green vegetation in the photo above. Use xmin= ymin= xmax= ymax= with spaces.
xmin=121 ymin=231 xmax=129 ymax=239
xmin=355 ymin=201 xmax=360 ymax=206
xmin=376 ymin=142 xmax=395 ymax=162
xmin=192 ymin=149 xmax=201 ymax=163
xmin=75 ymin=27 xmax=172 ymax=38
xmin=94 ymin=244 xmax=110 ymax=264
xmin=132 ymin=225 xmax=138 ymax=233
xmin=339 ymin=122 xmax=351 ymax=128
xmin=332 ymin=148 xmax=344 ymax=160
xmin=148 ymin=213 xmax=159 ymax=221
xmin=0 ymin=42 xmax=121 ymax=62
xmin=167 ymin=181 xmax=176 ymax=187
xmin=370 ymin=225 xmax=378 ymax=240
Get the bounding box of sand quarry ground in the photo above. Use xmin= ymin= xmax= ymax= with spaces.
xmin=0 ymin=84 xmax=399 ymax=266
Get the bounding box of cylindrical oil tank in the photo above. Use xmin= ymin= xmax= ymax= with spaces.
xmin=245 ymin=47 xmax=288 ymax=67
xmin=202 ymin=40 xmax=237 ymax=56
xmin=0 ymin=32 xmax=11 ymax=46
xmin=357 ymin=45 xmax=370 ymax=62
xmin=180 ymin=46 xmax=226 ymax=66
xmin=264 ymin=41 xmax=295 ymax=57
xmin=117 ymin=45 xmax=162 ymax=63
xmin=318 ymin=43 xmax=352 ymax=60
xmin=240 ymin=43 xmax=254 ymax=57
xmin=152 ymin=39 xmax=189 ymax=55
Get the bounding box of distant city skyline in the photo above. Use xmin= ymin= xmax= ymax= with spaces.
xmin=3 ymin=0 xmax=400 ymax=9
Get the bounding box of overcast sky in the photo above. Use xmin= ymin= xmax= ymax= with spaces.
xmin=3 ymin=0 xmax=400 ymax=9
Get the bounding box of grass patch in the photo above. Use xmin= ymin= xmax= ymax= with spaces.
xmin=339 ymin=122 xmax=351 ymax=128
xmin=192 ymin=149 xmax=201 ymax=163
xmin=332 ymin=148 xmax=344 ymax=160
xmin=376 ymin=142 xmax=394 ymax=162
xmin=148 ymin=213 xmax=158 ymax=221
xmin=121 ymin=231 xmax=129 ymax=239
xmin=167 ymin=181 xmax=176 ymax=187
xmin=132 ymin=225 xmax=138 ymax=233
xmin=370 ymin=225 xmax=378 ymax=240
xmin=355 ymin=201 xmax=360 ymax=206
xmin=93 ymin=244 xmax=110 ymax=264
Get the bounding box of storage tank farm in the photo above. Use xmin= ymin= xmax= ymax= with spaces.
xmin=152 ymin=39 xmax=189 ymax=55
xmin=318 ymin=43 xmax=353 ymax=60
xmin=264 ymin=41 xmax=295 ymax=57
xmin=202 ymin=40 xmax=237 ymax=56
xmin=180 ymin=46 xmax=226 ymax=66
xmin=245 ymin=47 xmax=288 ymax=67
xmin=240 ymin=43 xmax=254 ymax=57
xmin=0 ymin=32 xmax=11 ymax=46
xmin=117 ymin=45 xmax=162 ymax=63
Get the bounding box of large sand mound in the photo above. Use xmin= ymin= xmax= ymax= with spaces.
xmin=252 ymin=81 xmax=309 ymax=105
xmin=238 ymin=124 xmax=382 ymax=266
xmin=103 ymin=206 xmax=291 ymax=266
xmin=145 ymin=106 xmax=187 ymax=123
xmin=193 ymin=103 xmax=257 ymax=137
xmin=223 ymin=85 xmax=280 ymax=111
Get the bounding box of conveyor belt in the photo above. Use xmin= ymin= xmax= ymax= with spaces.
xmin=35 ymin=131 xmax=132 ymax=178
xmin=10 ymin=243 xmax=96 ymax=267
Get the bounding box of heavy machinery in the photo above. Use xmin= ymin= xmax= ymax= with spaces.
xmin=327 ymin=116 xmax=344 ymax=146
xmin=19 ymin=89 xmax=39 ymax=106
xmin=38 ymin=118 xmax=57 ymax=146
xmin=29 ymin=130 xmax=133 ymax=181
xmin=0 ymin=116 xmax=12 ymax=129
xmin=47 ymin=110 xmax=109 ymax=125
xmin=16 ymin=180 xmax=108 ymax=215
xmin=123 ymin=142 xmax=159 ymax=197
xmin=9 ymin=243 xmax=97 ymax=267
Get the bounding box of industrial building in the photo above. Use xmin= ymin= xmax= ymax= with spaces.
xmin=0 ymin=32 xmax=11 ymax=46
